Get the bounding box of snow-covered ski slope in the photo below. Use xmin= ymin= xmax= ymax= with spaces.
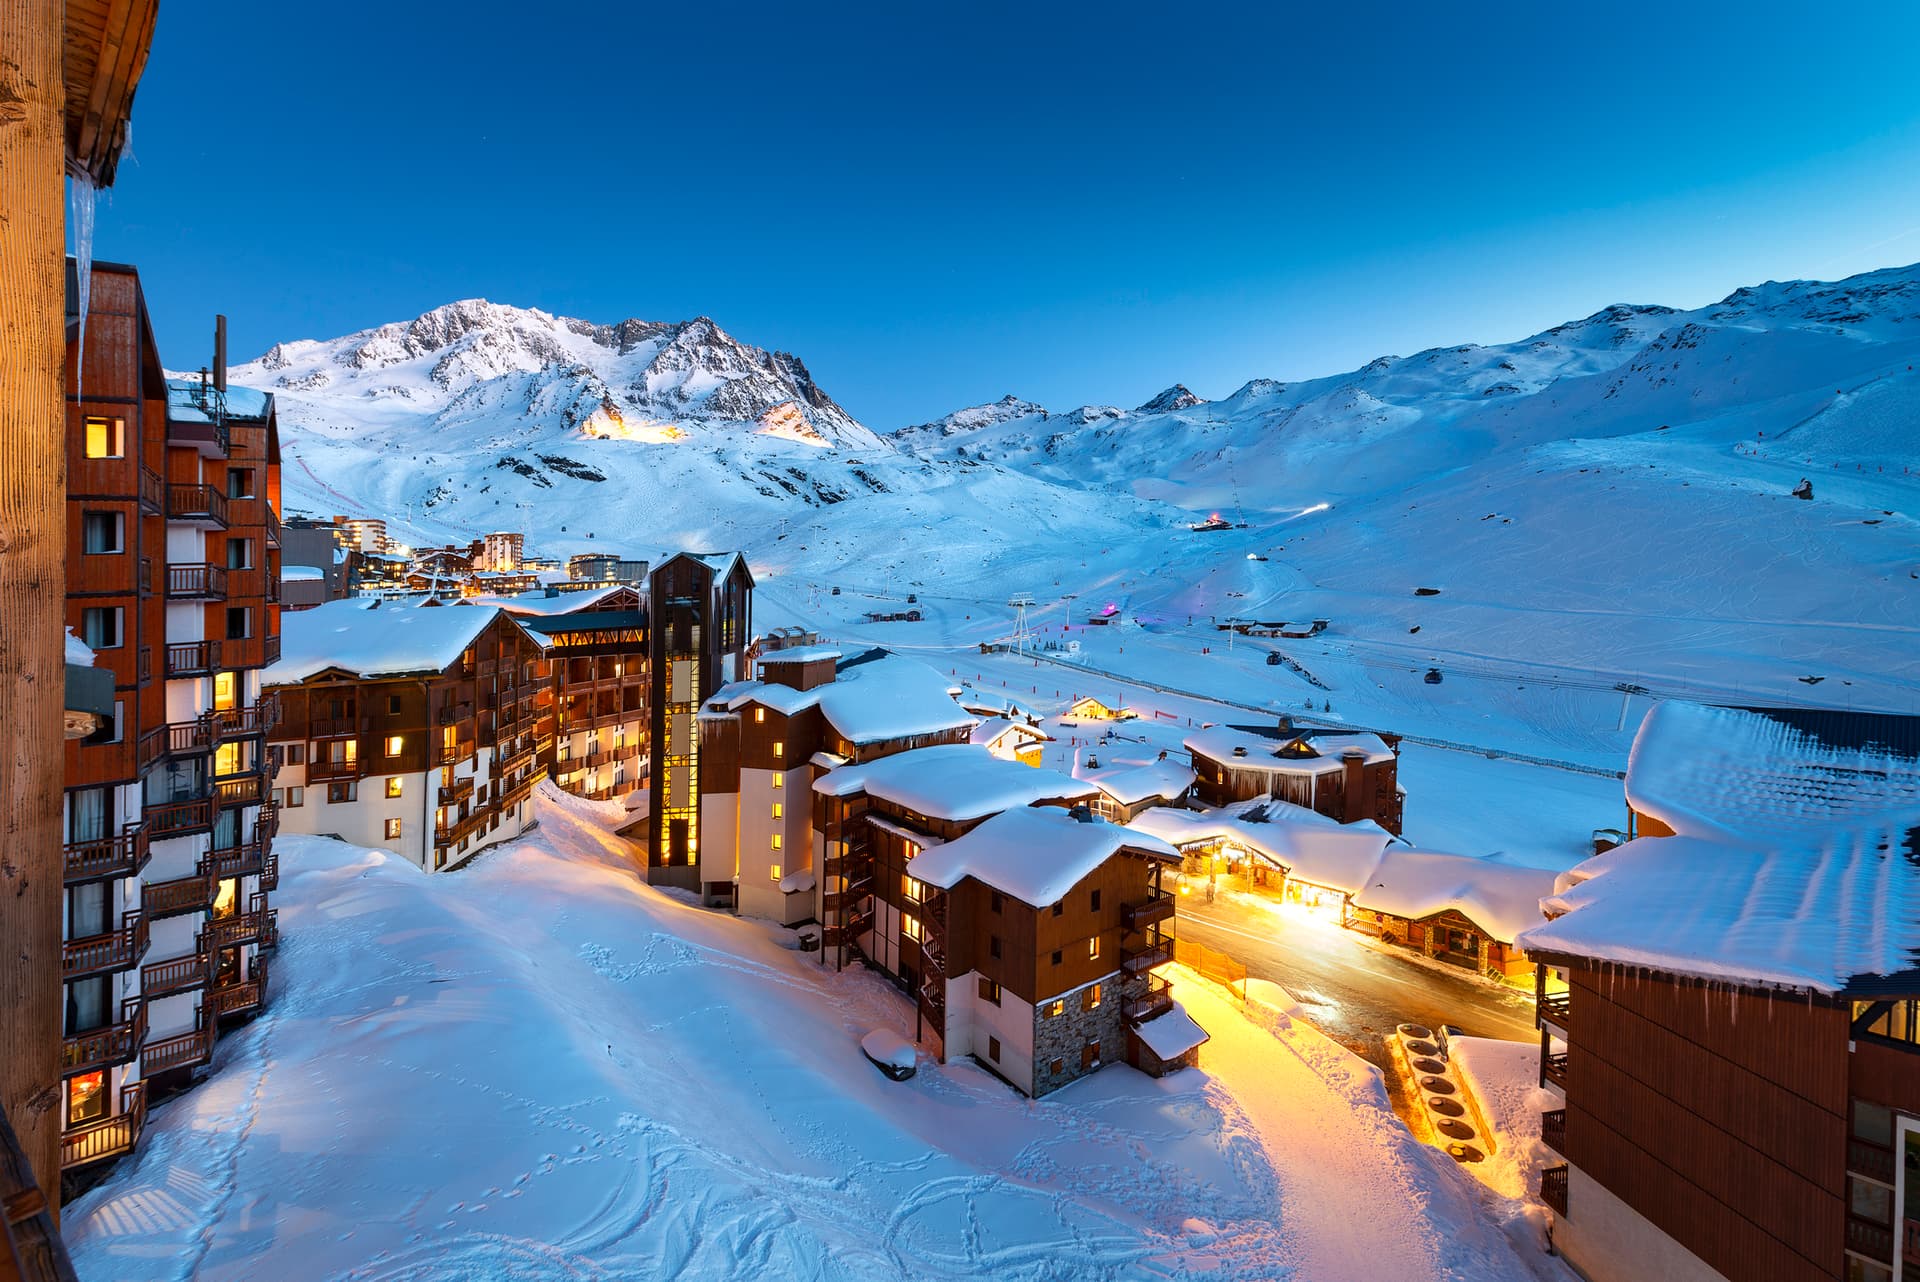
xmin=63 ymin=791 xmax=1558 ymax=1282
xmin=250 ymin=265 xmax=1920 ymax=762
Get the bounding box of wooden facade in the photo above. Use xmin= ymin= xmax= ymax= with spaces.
xmin=508 ymin=588 xmax=644 ymax=801
xmin=1189 ymin=729 xmax=1404 ymax=834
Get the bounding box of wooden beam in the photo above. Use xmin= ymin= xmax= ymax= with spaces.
xmin=0 ymin=0 xmax=70 ymax=1218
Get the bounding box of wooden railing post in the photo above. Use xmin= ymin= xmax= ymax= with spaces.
xmin=0 ymin=0 xmax=70 ymax=1208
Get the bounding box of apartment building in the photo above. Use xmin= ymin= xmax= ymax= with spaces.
xmin=646 ymin=553 xmax=752 ymax=890
xmin=478 ymin=586 xmax=647 ymax=801
xmin=1516 ymin=702 xmax=1920 ymax=1282
xmin=694 ymin=646 xmax=976 ymax=920
xmin=59 ymin=263 xmax=281 ymax=1187
xmin=264 ymin=600 xmax=546 ymax=871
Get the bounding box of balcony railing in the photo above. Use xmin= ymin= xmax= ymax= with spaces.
xmin=208 ymin=703 xmax=270 ymax=741
xmin=144 ymin=865 xmax=217 ymax=918
xmin=1539 ymin=991 xmax=1571 ymax=1031
xmin=1850 ymin=1138 xmax=1896 ymax=1183
xmin=165 ymin=638 xmax=223 ymax=677
xmin=1123 ymin=974 xmax=1174 ymax=1024
xmin=1849 ymin=1216 xmax=1894 ymax=1262
xmin=168 ymin=718 xmax=213 ymax=755
xmin=1542 ymin=1107 xmax=1567 ymax=1155
xmin=1120 ymin=935 xmax=1175 ymax=975
xmin=138 ymin=464 xmax=164 ymax=514
xmin=60 ymin=1083 xmax=145 ymax=1171
xmin=212 ymin=962 xmax=267 ymax=1018
xmin=146 ymin=796 xmax=214 ymax=838
xmin=143 ymin=1017 xmax=215 ymax=1076
xmin=210 ymin=912 xmax=262 ymax=950
xmin=64 ymin=823 xmax=149 ymax=884
xmin=437 ymin=703 xmax=475 ymax=727
xmin=260 ymin=909 xmax=280 ymax=952
xmin=439 ymin=774 xmax=474 ymax=805
xmin=1121 ymin=888 xmax=1175 ymax=932
xmin=266 ymin=507 xmax=281 ymax=548
xmin=438 ymin=740 xmax=475 ymax=765
xmin=307 ymin=756 xmax=361 ymax=781
xmin=262 ymin=633 xmax=281 ymax=666
xmin=166 ymin=483 xmax=228 ymax=527
xmin=1543 ymin=1052 xmax=1570 ymax=1091
xmin=142 ymin=949 xmax=213 ymax=999
xmin=1540 ymin=1165 xmax=1568 ymax=1217
xmin=63 ymin=913 xmax=149 ymax=979
xmin=136 ymin=724 xmax=167 ymax=772
xmin=215 ymin=775 xmax=264 ymax=809
xmin=166 ymin=562 xmax=227 ymax=599
xmin=62 ymin=999 xmax=145 ymax=1076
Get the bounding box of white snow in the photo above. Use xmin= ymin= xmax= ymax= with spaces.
xmin=64 ymin=627 xmax=94 ymax=667
xmin=1080 ymin=758 xmax=1196 ymax=806
xmin=1185 ymin=724 xmax=1396 ymax=773
xmin=758 ymin=644 xmax=843 ymax=666
xmin=723 ymin=649 xmax=974 ymax=746
xmin=1128 ymin=801 xmax=1393 ymax=896
xmin=1133 ymin=1001 xmax=1210 ymax=1060
xmin=164 ymin=377 xmax=272 ymax=423
xmin=777 ymin=868 xmax=817 ymax=894
xmin=63 ymin=790 xmax=1555 ymax=1282
xmin=279 ymin=565 xmax=326 ymax=582
xmin=904 ymin=806 xmax=1176 ymax=907
xmin=814 ymin=743 xmax=1096 ymax=821
xmin=265 ymin=597 xmax=507 ymax=683
xmin=1353 ymin=849 xmax=1559 ymax=945
xmin=859 ymin=1028 xmax=917 ymax=1070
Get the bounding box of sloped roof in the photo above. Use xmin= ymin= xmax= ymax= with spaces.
xmin=721 ymin=649 xmax=972 ymax=745
xmin=905 ymin=805 xmax=1176 ymax=906
xmin=1352 ymin=849 xmax=1557 ymax=944
xmin=1129 ymin=801 xmax=1391 ymax=896
xmin=815 ymin=744 xmax=1096 ymax=821
xmin=265 ymin=598 xmax=508 ymax=684
xmin=1185 ymin=724 xmax=1394 ymax=774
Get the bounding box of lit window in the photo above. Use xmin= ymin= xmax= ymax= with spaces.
xmin=902 ymin=915 xmax=922 ymax=942
xmin=977 ymin=978 xmax=1001 ymax=1005
xmin=1084 ymin=983 xmax=1103 ymax=1011
xmin=384 ymin=818 xmax=403 ymax=839
xmin=67 ymin=1071 xmax=106 ymax=1125
xmin=1088 ymin=937 xmax=1101 ymax=961
xmin=771 ymin=834 xmax=782 ymax=850
xmin=343 ymin=739 xmax=358 ymax=764
xmin=386 ymin=777 xmax=403 ymax=799
xmin=83 ymin=417 xmax=123 ymax=459
xmin=773 ymin=741 xmax=784 ymax=758
xmin=755 ymin=707 xmax=765 ymax=723
xmin=213 ymin=671 xmax=236 ymax=710
xmin=771 ymin=772 xmax=783 ymax=789
xmin=772 ymin=802 xmax=783 ymax=820
xmin=903 ymin=875 xmax=925 ymax=904
xmin=1046 ymin=999 xmax=1065 ymax=1018
xmin=386 ymin=735 xmax=404 ymax=757
xmin=769 ymin=863 xmax=783 ymax=882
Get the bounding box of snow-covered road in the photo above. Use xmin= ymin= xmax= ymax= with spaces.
xmin=66 ymin=789 xmax=1560 ymax=1281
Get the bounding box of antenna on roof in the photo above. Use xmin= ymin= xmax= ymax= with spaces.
xmin=213 ymin=314 xmax=228 ymax=393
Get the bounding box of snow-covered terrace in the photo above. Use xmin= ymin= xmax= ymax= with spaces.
xmin=905 ymin=805 xmax=1177 ymax=907
xmin=815 ymin=743 xmax=1096 ymax=822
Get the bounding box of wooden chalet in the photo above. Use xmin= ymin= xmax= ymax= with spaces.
xmin=264 ymin=602 xmax=546 ymax=872
xmin=1345 ymin=848 xmax=1553 ymax=981
xmin=1185 ymin=720 xmax=1404 ymax=834
xmin=1516 ymin=703 xmax=1920 ymax=1282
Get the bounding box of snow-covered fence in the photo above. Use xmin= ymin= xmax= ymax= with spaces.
xmin=1175 ymin=938 xmax=1247 ymax=999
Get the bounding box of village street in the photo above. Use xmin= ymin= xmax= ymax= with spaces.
xmin=1169 ymin=880 xmax=1541 ymax=1079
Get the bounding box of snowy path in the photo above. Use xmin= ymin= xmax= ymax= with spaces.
xmin=66 ymin=790 xmax=1556 ymax=1282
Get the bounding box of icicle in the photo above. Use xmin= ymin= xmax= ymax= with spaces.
xmin=68 ymin=173 xmax=99 ymax=405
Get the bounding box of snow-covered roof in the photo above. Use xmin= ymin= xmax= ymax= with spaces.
xmin=1185 ymin=724 xmax=1394 ymax=774
xmin=758 ymin=645 xmax=842 ymax=666
xmin=165 ymin=378 xmax=272 ymax=423
xmin=905 ymin=806 xmax=1176 ymax=906
xmin=1516 ymin=702 xmax=1920 ymax=992
xmin=971 ymin=717 xmax=1049 ymax=749
xmin=281 ymin=565 xmax=326 ymax=582
xmin=469 ymin=585 xmax=627 ymax=616
xmin=1353 ymin=849 xmax=1557 ymax=944
xmin=816 ymin=744 xmax=1096 ymax=821
xmin=694 ymin=551 xmax=746 ymax=580
xmin=1625 ymin=701 xmax=1920 ymax=840
xmin=1080 ymin=759 xmax=1195 ymax=806
xmin=719 ymin=649 xmax=973 ymax=746
xmin=65 ymin=627 xmax=94 ymax=667
xmin=1133 ymin=1002 xmax=1209 ymax=1060
xmin=1128 ymin=801 xmax=1391 ymax=895
xmin=265 ymin=598 xmax=509 ymax=684
xmin=777 ymin=869 xmax=816 ymax=894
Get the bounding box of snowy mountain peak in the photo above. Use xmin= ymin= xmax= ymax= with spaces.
xmin=233 ymin=299 xmax=883 ymax=449
xmin=1134 ymin=384 xmax=1205 ymax=413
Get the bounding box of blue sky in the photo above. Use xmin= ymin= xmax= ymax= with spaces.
xmin=94 ymin=2 xmax=1920 ymax=427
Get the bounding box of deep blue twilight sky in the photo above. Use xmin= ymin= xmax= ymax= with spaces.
xmin=94 ymin=2 xmax=1920 ymax=428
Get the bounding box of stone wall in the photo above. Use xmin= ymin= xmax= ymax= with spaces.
xmin=1031 ymin=973 xmax=1125 ymax=1097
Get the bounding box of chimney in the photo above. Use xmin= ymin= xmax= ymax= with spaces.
xmin=213 ymin=314 xmax=228 ymax=392
xmin=1342 ymin=749 xmax=1367 ymax=823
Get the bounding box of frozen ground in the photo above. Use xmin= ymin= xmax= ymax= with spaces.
xmin=66 ymin=789 xmax=1564 ymax=1282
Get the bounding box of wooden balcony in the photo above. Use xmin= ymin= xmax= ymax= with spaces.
xmin=1849 ymin=1138 xmax=1896 ymax=1183
xmin=138 ymin=464 xmax=164 ymax=514
xmin=1121 ymin=935 xmax=1175 ymax=975
xmin=1123 ymin=974 xmax=1174 ymax=1024
xmin=437 ymin=702 xmax=475 ymax=726
xmin=136 ymin=724 xmax=167 ymax=772
xmin=1848 ymin=1216 xmax=1894 ymax=1262
xmin=260 ymin=909 xmax=280 ymax=952
xmin=165 ymin=638 xmax=222 ymax=677
xmin=209 ymin=912 xmax=262 ymax=950
xmin=208 ymin=702 xmax=271 ymax=741
xmin=165 ymin=483 xmax=228 ymax=527
xmin=144 ymin=865 xmax=216 ymax=918
xmin=438 ymin=739 xmax=475 ymax=765
xmin=210 ymin=840 xmax=265 ymax=881
xmin=62 ymin=1000 xmax=145 ymax=1076
xmin=143 ymin=1018 xmax=214 ymax=1076
xmin=63 ymin=913 xmax=149 ymax=979
xmin=1543 ymin=1051 xmax=1570 ymax=1091
xmin=307 ymin=756 xmax=362 ymax=782
xmin=1538 ymin=990 xmax=1571 ymax=1032
xmin=166 ymin=562 xmax=227 ymax=599
xmin=439 ymin=774 xmax=475 ymax=805
xmin=1121 ymin=888 xmax=1175 ymax=932
xmin=1542 ymin=1107 xmax=1567 ymax=1155
xmin=60 ymin=1083 xmax=146 ymax=1172
xmin=1540 ymin=1164 xmax=1568 ymax=1217
xmin=212 ymin=962 xmax=267 ymax=1018
xmin=64 ymin=823 xmax=149 ymax=884
xmin=146 ymin=795 xmax=214 ymax=838
xmin=214 ymin=774 xmax=263 ymax=809
xmin=142 ymin=949 xmax=213 ymax=999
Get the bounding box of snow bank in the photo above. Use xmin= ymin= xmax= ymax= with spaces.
xmin=860 ymin=1028 xmax=916 ymax=1070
